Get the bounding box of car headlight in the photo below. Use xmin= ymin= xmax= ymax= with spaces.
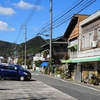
xmin=23 ymin=72 xmax=28 ymax=75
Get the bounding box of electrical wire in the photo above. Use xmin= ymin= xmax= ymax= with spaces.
xmin=52 ymin=0 xmax=96 ymax=29
xmin=16 ymin=0 xmax=96 ymax=44
xmin=23 ymin=0 xmax=42 ymax=25
xmin=36 ymin=0 xmax=96 ymax=36
xmin=41 ymin=0 xmax=83 ymax=30
xmin=27 ymin=0 xmax=84 ymax=39
xmin=15 ymin=26 xmax=22 ymax=44
xmin=15 ymin=0 xmax=42 ymax=44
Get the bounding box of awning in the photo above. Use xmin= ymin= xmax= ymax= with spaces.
xmin=67 ymin=46 xmax=72 ymax=49
xmin=73 ymin=44 xmax=78 ymax=49
xmin=67 ymin=44 xmax=78 ymax=50
xmin=71 ymin=56 xmax=100 ymax=63
xmin=41 ymin=49 xmax=49 ymax=54
xmin=61 ymin=59 xmax=72 ymax=63
xmin=40 ymin=61 xmax=49 ymax=67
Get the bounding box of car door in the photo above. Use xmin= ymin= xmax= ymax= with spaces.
xmin=8 ymin=66 xmax=19 ymax=79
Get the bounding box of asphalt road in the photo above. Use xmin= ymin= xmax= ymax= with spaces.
xmin=32 ymin=72 xmax=100 ymax=100
xmin=0 ymin=77 xmax=76 ymax=100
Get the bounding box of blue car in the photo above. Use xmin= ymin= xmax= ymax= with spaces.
xmin=0 ymin=63 xmax=31 ymax=81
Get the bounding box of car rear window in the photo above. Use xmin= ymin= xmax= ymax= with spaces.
xmin=2 ymin=65 xmax=8 ymax=69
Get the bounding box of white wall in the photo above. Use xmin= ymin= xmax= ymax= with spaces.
xmin=78 ymin=48 xmax=100 ymax=58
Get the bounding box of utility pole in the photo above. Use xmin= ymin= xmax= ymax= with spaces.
xmin=50 ymin=0 xmax=52 ymax=70
xmin=14 ymin=43 xmax=17 ymax=64
xmin=19 ymin=45 xmax=24 ymax=65
xmin=21 ymin=25 xmax=27 ymax=69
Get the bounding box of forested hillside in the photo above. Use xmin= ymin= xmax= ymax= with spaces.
xmin=0 ymin=36 xmax=47 ymax=57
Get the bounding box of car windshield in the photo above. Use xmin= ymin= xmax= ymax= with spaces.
xmin=20 ymin=66 xmax=27 ymax=71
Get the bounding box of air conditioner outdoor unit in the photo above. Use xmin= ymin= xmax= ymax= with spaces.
xmin=91 ymin=41 xmax=97 ymax=48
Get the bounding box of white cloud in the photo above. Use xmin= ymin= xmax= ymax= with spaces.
xmin=0 ymin=6 xmax=16 ymax=15
xmin=13 ymin=0 xmax=43 ymax=10
xmin=0 ymin=21 xmax=15 ymax=31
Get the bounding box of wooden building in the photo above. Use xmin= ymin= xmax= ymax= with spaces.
xmin=41 ymin=36 xmax=68 ymax=65
xmin=63 ymin=14 xmax=89 ymax=81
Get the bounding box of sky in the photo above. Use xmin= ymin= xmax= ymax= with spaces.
xmin=0 ymin=0 xmax=100 ymax=44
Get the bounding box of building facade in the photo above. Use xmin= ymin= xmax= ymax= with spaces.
xmin=41 ymin=36 xmax=68 ymax=65
xmin=77 ymin=10 xmax=100 ymax=80
xmin=63 ymin=14 xmax=89 ymax=81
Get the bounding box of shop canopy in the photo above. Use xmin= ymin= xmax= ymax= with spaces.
xmin=61 ymin=56 xmax=100 ymax=63
xmin=71 ymin=56 xmax=100 ymax=63
xmin=61 ymin=59 xmax=72 ymax=63
xmin=40 ymin=61 xmax=49 ymax=67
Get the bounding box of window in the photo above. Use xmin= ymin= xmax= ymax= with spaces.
xmin=97 ymin=28 xmax=100 ymax=40
xmin=82 ymin=35 xmax=90 ymax=48
xmin=82 ymin=31 xmax=94 ymax=49
xmin=8 ymin=66 xmax=15 ymax=70
xmin=82 ymin=36 xmax=85 ymax=48
xmin=2 ymin=66 xmax=8 ymax=69
xmin=85 ymin=35 xmax=89 ymax=48
xmin=89 ymin=33 xmax=93 ymax=46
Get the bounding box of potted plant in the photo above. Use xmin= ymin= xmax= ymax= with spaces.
xmin=91 ymin=74 xmax=99 ymax=85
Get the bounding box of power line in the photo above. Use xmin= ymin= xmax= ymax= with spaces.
xmin=14 ymin=0 xmax=43 ymax=67
xmin=25 ymin=0 xmax=83 ymax=40
xmin=36 ymin=0 xmax=96 ymax=36
xmin=15 ymin=27 xmax=22 ymax=44
xmin=41 ymin=0 xmax=83 ymax=30
xmin=23 ymin=0 xmax=42 ymax=25
xmin=52 ymin=0 xmax=96 ymax=29
xmin=16 ymin=0 xmax=96 ymax=44
xmin=15 ymin=0 xmax=42 ymax=44
xmin=27 ymin=0 xmax=86 ymax=41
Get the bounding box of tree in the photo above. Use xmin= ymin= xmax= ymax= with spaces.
xmin=35 ymin=60 xmax=42 ymax=67
xmin=17 ymin=58 xmax=22 ymax=65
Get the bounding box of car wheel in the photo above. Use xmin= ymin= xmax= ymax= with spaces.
xmin=20 ymin=76 xmax=24 ymax=81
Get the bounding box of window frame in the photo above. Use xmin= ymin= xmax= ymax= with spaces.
xmin=82 ymin=31 xmax=94 ymax=49
xmin=97 ymin=28 xmax=100 ymax=40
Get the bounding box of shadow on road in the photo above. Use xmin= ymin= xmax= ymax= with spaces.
xmin=24 ymin=79 xmax=37 ymax=82
xmin=0 ymin=79 xmax=37 ymax=82
xmin=0 ymin=88 xmax=11 ymax=90
xmin=7 ymin=97 xmax=50 ymax=100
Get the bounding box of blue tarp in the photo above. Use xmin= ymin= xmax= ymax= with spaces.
xmin=40 ymin=61 xmax=49 ymax=67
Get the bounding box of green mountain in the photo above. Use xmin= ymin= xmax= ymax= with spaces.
xmin=0 ymin=36 xmax=47 ymax=58
xmin=0 ymin=40 xmax=13 ymax=57
xmin=20 ymin=36 xmax=47 ymax=54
